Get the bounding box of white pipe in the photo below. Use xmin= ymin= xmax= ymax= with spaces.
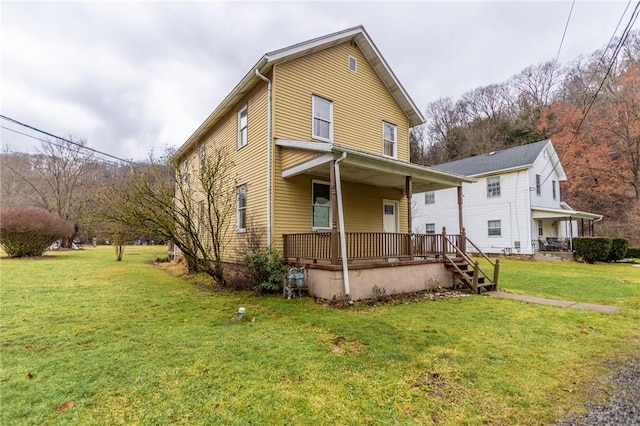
xmin=334 ymin=152 xmax=351 ymax=300
xmin=255 ymin=69 xmax=272 ymax=247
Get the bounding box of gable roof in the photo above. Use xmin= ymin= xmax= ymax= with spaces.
xmin=174 ymin=25 xmax=424 ymax=160
xmin=432 ymin=140 xmax=566 ymax=179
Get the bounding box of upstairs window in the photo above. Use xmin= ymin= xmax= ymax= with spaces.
xmin=383 ymin=121 xmax=397 ymax=158
xmin=536 ymin=174 xmax=541 ymax=195
xmin=181 ymin=160 xmax=189 ymax=185
xmin=488 ymin=220 xmax=502 ymax=237
xmin=312 ymin=96 xmax=332 ymax=142
xmin=424 ymin=191 xmax=435 ymax=204
xmin=487 ymin=176 xmax=500 ymax=197
xmin=236 ymin=185 xmax=247 ymax=232
xmin=312 ymin=181 xmax=331 ymax=229
xmin=238 ymin=105 xmax=248 ymax=149
xmin=348 ymin=55 xmax=357 ymax=73
xmin=199 ymin=145 xmax=206 ymax=170
xmin=552 ymin=180 xmax=557 ymax=200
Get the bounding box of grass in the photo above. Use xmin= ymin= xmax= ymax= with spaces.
xmin=1 ymin=247 xmax=639 ymax=425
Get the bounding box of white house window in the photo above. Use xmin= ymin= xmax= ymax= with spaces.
xmin=181 ymin=160 xmax=189 ymax=185
xmin=348 ymin=55 xmax=357 ymax=73
xmin=383 ymin=121 xmax=397 ymax=158
xmin=238 ymin=106 xmax=248 ymax=149
xmin=236 ymin=185 xmax=247 ymax=232
xmin=538 ymin=219 xmax=543 ymax=237
xmin=425 ymin=223 xmax=435 ymax=234
xmin=488 ymin=220 xmax=502 ymax=237
xmin=198 ymin=201 xmax=205 ymax=236
xmin=424 ymin=191 xmax=435 ymax=204
xmin=312 ymin=181 xmax=331 ymax=229
xmin=199 ymin=145 xmax=206 ymax=170
xmin=552 ymin=180 xmax=557 ymax=200
xmin=312 ymin=96 xmax=332 ymax=142
xmin=536 ymin=174 xmax=541 ymax=195
xmin=487 ymin=177 xmax=500 ymax=197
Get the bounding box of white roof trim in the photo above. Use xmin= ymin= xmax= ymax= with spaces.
xmin=282 ymin=154 xmax=334 ymax=178
xmin=532 ymin=207 xmax=602 ymax=221
xmin=174 ymin=26 xmax=424 ymax=161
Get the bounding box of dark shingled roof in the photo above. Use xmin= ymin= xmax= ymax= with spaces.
xmin=432 ymin=140 xmax=550 ymax=176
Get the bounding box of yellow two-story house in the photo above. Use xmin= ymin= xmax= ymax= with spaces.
xmin=173 ymin=26 xmax=487 ymax=301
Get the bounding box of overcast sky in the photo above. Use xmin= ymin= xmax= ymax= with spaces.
xmin=1 ymin=1 xmax=637 ymax=162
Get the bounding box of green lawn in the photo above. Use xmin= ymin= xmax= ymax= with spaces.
xmin=1 ymin=247 xmax=639 ymax=425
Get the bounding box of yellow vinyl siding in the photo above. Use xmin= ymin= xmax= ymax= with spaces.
xmin=179 ymin=80 xmax=270 ymax=263
xmin=280 ymin=149 xmax=324 ymax=171
xmin=273 ymin=42 xmax=410 ymax=161
xmin=271 ymin=173 xmax=407 ymax=252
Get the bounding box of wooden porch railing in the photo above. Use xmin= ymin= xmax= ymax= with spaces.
xmin=282 ymin=231 xmax=461 ymax=263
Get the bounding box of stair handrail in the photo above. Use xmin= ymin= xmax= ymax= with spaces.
xmin=443 ymin=253 xmax=476 ymax=292
xmin=464 ymin=234 xmax=500 ymax=288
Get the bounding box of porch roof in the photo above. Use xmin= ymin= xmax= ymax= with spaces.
xmin=532 ymin=206 xmax=603 ymax=221
xmin=276 ymin=139 xmax=475 ymax=192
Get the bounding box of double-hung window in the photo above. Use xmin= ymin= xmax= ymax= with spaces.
xmin=424 ymin=191 xmax=435 ymax=204
xmin=181 ymin=160 xmax=189 ymax=185
xmin=488 ymin=220 xmax=502 ymax=237
xmin=236 ymin=185 xmax=247 ymax=232
xmin=425 ymin=223 xmax=435 ymax=234
xmin=487 ymin=176 xmax=500 ymax=197
xmin=238 ymin=106 xmax=248 ymax=149
xmin=552 ymin=180 xmax=557 ymax=200
xmin=536 ymin=174 xmax=541 ymax=195
xmin=312 ymin=96 xmax=332 ymax=142
xmin=383 ymin=122 xmax=397 ymax=158
xmin=312 ymin=181 xmax=331 ymax=229
xmin=199 ymin=145 xmax=206 ymax=170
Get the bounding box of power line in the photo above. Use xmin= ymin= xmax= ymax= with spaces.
xmin=0 ymin=125 xmax=122 ymax=167
xmin=540 ymin=1 xmax=640 ymax=188
xmin=555 ymin=0 xmax=575 ymax=63
xmin=0 ymin=114 xmax=133 ymax=164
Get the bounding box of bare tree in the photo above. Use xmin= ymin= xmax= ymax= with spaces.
xmin=103 ymin=146 xmax=236 ymax=285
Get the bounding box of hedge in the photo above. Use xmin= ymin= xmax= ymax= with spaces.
xmin=627 ymin=247 xmax=640 ymax=259
xmin=608 ymin=238 xmax=629 ymax=262
xmin=573 ymin=237 xmax=613 ymax=264
xmin=0 ymin=208 xmax=74 ymax=258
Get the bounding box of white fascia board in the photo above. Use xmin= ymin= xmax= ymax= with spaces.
xmin=275 ymin=139 xmax=333 ymax=153
xmin=281 ymin=154 xmax=334 ymax=178
xmin=532 ymin=207 xmax=602 ymax=220
xmin=470 ymin=165 xmax=532 ymax=178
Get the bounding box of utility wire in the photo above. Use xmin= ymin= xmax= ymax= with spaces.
xmin=540 ymin=1 xmax=640 ymax=188
xmin=0 ymin=114 xmax=133 ymax=164
xmin=1 ymin=125 xmax=122 ymax=167
xmin=555 ymin=0 xmax=576 ymax=63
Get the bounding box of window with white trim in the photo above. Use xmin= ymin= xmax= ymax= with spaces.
xmin=487 ymin=176 xmax=500 ymax=197
xmin=552 ymin=180 xmax=557 ymax=200
xmin=424 ymin=191 xmax=435 ymax=204
xmin=488 ymin=220 xmax=502 ymax=237
xmin=199 ymin=145 xmax=206 ymax=170
xmin=348 ymin=55 xmax=357 ymax=73
xmin=312 ymin=181 xmax=331 ymax=229
xmin=425 ymin=223 xmax=435 ymax=234
xmin=536 ymin=174 xmax=541 ymax=195
xmin=238 ymin=105 xmax=248 ymax=149
xmin=537 ymin=220 xmax=543 ymax=237
xmin=198 ymin=201 xmax=205 ymax=236
xmin=181 ymin=160 xmax=189 ymax=185
xmin=312 ymin=96 xmax=332 ymax=142
xmin=236 ymin=185 xmax=247 ymax=232
xmin=383 ymin=121 xmax=397 ymax=158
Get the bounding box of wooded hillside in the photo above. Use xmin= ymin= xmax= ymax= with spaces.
xmin=412 ymin=32 xmax=640 ymax=244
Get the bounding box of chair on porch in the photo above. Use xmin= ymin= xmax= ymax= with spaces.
xmin=538 ymin=238 xmax=550 ymax=252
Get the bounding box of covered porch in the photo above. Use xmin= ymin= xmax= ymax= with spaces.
xmin=532 ymin=204 xmax=603 ymax=253
xmin=276 ymin=139 xmax=480 ymax=300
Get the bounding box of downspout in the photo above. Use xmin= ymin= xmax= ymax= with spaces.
xmin=255 ymin=69 xmax=272 ymax=247
xmin=334 ymin=152 xmax=351 ymax=301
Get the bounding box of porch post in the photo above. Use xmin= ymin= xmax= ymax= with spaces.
xmin=457 ymin=186 xmax=464 ymax=233
xmin=330 ymin=159 xmax=339 ymax=265
xmin=406 ymin=176 xmax=413 ymax=258
xmin=581 ymin=218 xmax=585 ymax=237
xmin=568 ymin=217 xmax=573 ymax=251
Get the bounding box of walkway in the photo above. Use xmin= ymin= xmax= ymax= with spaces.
xmin=484 ymin=291 xmax=619 ymax=313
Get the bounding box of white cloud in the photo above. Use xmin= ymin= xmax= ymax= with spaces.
xmin=1 ymin=1 xmax=634 ymax=160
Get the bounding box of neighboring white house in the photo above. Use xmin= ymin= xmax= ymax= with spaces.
xmin=413 ymin=140 xmax=603 ymax=255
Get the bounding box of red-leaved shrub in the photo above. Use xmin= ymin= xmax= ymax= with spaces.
xmin=0 ymin=208 xmax=74 ymax=258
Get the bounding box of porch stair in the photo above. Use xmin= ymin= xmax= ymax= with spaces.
xmin=442 ymin=229 xmax=500 ymax=295
xmin=444 ymin=257 xmax=497 ymax=294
